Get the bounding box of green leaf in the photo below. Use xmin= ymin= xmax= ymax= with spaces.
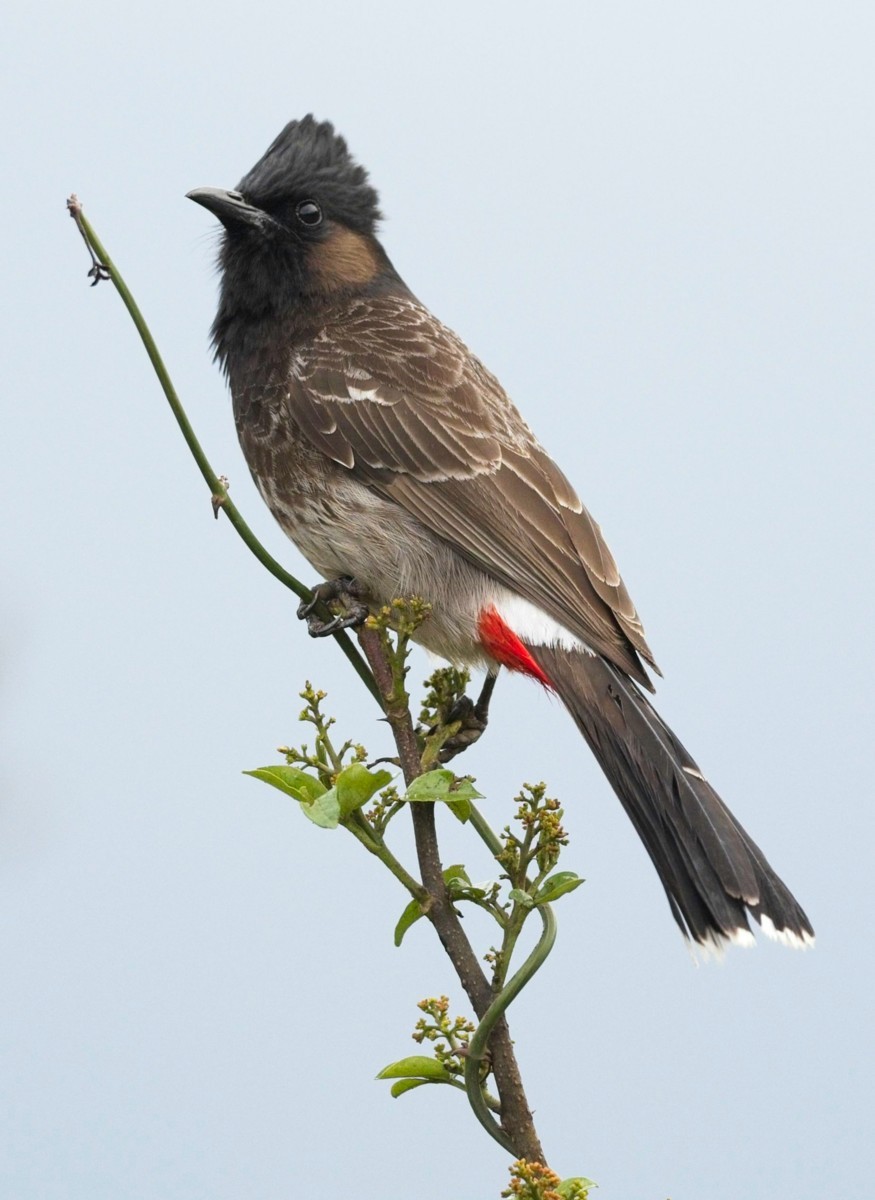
xmin=376 ymin=1055 xmax=450 ymax=1081
xmin=447 ymin=777 xmax=483 ymax=801
xmin=443 ymin=864 xmax=487 ymax=903
xmin=335 ymin=762 xmax=393 ymax=818
xmin=245 ymin=766 xmax=339 ymax=827
xmin=534 ymin=871 xmax=585 ymax=904
xmin=405 ymin=770 xmax=484 ymax=803
xmin=297 ymin=785 xmax=341 ymax=829
xmin=447 ymin=880 xmax=486 ymax=902
xmin=508 ymin=887 xmax=534 ymax=909
xmin=447 ymin=798 xmax=472 ymax=823
xmin=404 ymin=769 xmax=454 ymax=801
xmin=243 ymin=765 xmax=326 ymax=803
xmin=394 ymin=898 xmax=425 ymax=946
xmin=556 ymin=1178 xmax=597 ymax=1197
xmin=394 ymin=863 xmax=470 ymax=943
xmin=389 ymin=1078 xmax=429 ymax=1099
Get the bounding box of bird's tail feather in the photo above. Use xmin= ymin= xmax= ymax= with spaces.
xmin=528 ymin=645 xmax=814 ymax=954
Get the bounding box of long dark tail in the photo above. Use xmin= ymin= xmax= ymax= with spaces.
xmin=529 ymin=645 xmax=814 ymax=954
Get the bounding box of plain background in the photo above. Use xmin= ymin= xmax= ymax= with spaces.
xmin=3 ymin=3 xmax=872 ymax=1197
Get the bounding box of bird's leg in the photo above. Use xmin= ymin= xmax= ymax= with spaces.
xmin=438 ymin=670 xmax=499 ymax=763
xmin=297 ymin=576 xmax=370 ymax=638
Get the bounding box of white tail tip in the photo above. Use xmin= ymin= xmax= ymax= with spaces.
xmin=759 ymin=914 xmax=816 ymax=949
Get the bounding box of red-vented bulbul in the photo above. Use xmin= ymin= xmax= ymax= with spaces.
xmin=188 ymin=116 xmax=814 ymax=956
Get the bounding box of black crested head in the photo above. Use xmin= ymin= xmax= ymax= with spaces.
xmin=237 ymin=115 xmax=381 ymax=235
xmin=189 ymin=115 xmax=392 ymax=374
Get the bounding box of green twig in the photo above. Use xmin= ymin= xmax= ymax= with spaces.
xmin=69 ymin=196 xmax=551 ymax=1167
xmin=345 ymin=812 xmax=430 ymax=903
xmin=66 ymin=195 xmax=382 ymax=709
xmin=463 ymin=905 xmax=557 ymax=1151
xmin=468 ymin=802 xmax=504 ymax=857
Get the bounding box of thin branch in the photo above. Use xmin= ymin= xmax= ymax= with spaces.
xmin=345 ymin=811 xmax=430 ymax=904
xmin=66 ymin=195 xmax=381 ymax=709
xmin=357 ymin=626 xmax=546 ymax=1163
xmin=464 ymin=905 xmax=556 ymax=1138
xmin=69 ymin=197 xmax=549 ymax=1168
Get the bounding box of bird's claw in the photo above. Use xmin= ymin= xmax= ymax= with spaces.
xmin=301 ymin=607 xmax=370 ymax=637
xmin=297 ymin=576 xmax=369 ymax=637
xmin=438 ymin=697 xmax=489 ymax=762
xmin=435 ymin=672 xmax=498 ymax=763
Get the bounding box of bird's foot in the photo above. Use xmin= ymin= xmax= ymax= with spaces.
xmin=297 ymin=576 xmax=369 ymax=638
xmin=437 ymin=672 xmax=498 ymax=763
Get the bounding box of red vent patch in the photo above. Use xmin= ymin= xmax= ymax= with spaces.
xmin=477 ymin=607 xmax=553 ymax=688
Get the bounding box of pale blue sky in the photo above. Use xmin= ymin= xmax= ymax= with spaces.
xmin=3 ymin=3 xmax=873 ymax=1197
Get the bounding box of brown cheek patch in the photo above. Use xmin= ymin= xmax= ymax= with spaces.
xmin=308 ymin=226 xmax=379 ymax=290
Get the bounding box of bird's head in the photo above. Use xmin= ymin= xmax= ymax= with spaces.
xmin=188 ymin=116 xmax=389 ymax=362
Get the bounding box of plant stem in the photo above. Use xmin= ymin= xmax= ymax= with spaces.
xmin=345 ymin=812 xmax=429 ymax=904
xmin=66 ymin=197 xmax=382 ymax=708
xmin=69 ymin=198 xmax=551 ymax=1169
xmin=464 ymin=905 xmax=556 ymax=1119
xmin=468 ymin=802 xmax=504 ymax=857
xmin=357 ymin=625 xmax=546 ymax=1163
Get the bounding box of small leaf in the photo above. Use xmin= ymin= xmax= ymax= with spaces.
xmin=534 ymin=871 xmax=585 ymax=904
xmin=508 ymin=888 xmax=534 ymax=909
xmin=244 ymin=766 xmax=326 ymax=803
xmin=297 ymin=786 xmax=341 ymax=829
xmin=405 ymin=770 xmax=484 ymax=803
xmin=404 ymin=769 xmax=455 ymax=801
xmin=447 ymin=798 xmax=472 ymax=822
xmin=444 ymin=777 xmax=483 ymax=801
xmin=394 ymin=898 xmax=425 ymax=947
xmin=246 ymin=766 xmax=339 ymax=827
xmin=390 ymin=1078 xmax=429 ymax=1098
xmin=376 ymin=1055 xmax=450 ymax=1081
xmin=394 ymin=855 xmax=474 ymax=942
xmin=335 ymin=762 xmax=393 ymax=818
xmin=443 ymin=864 xmax=487 ymax=903
xmin=447 ymin=879 xmax=486 ymax=902
xmin=556 ymin=1178 xmax=597 ymax=1197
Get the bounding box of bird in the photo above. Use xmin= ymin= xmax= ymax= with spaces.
xmin=188 ymin=115 xmax=814 ymax=956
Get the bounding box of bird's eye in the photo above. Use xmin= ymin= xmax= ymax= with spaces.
xmin=295 ymin=200 xmax=323 ymax=227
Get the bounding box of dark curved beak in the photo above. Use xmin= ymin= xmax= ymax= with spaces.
xmin=186 ymin=187 xmax=263 ymax=228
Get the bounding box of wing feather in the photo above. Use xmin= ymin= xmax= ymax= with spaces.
xmin=279 ymin=293 xmax=656 ymax=682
